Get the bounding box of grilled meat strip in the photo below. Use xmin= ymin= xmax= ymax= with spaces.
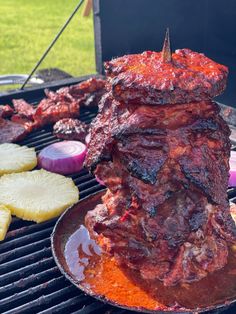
xmin=12 ymin=99 xmax=35 ymax=120
xmin=68 ymin=77 xmax=106 ymax=108
xmin=53 ymin=118 xmax=88 ymax=142
xmin=0 ymin=105 xmax=14 ymax=118
xmin=34 ymin=89 xmax=80 ymax=126
xmin=85 ymin=49 xmax=236 ymax=287
xmin=34 ymin=78 xmax=106 ymax=126
xmin=0 ymin=118 xmax=28 ymax=143
xmin=11 ymin=115 xmax=37 ymax=133
xmin=11 ymin=99 xmax=38 ymax=132
xmin=0 ymin=78 xmax=105 ymax=144
xmin=105 ymin=49 xmax=228 ymax=105
xmin=68 ymin=77 xmax=106 ymax=102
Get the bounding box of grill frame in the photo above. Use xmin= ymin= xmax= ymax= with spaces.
xmin=0 ymin=79 xmax=236 ymax=314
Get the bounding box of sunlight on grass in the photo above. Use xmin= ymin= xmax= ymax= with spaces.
xmin=0 ymin=0 xmax=96 ymax=82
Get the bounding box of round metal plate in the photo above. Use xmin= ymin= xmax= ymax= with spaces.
xmin=51 ymin=190 xmax=236 ymax=314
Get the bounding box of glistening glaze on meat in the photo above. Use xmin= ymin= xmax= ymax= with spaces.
xmin=105 ymin=49 xmax=228 ymax=105
xmin=85 ymin=48 xmax=236 ymax=287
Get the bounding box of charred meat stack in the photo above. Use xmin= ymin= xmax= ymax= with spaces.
xmin=85 ymin=34 xmax=236 ymax=286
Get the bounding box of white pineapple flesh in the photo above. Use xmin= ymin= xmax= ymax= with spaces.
xmin=0 ymin=169 xmax=79 ymax=223
xmin=0 ymin=205 xmax=12 ymax=241
xmin=0 ymin=143 xmax=37 ymax=175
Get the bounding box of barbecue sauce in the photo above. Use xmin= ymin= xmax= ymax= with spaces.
xmin=64 ymin=222 xmax=236 ymax=312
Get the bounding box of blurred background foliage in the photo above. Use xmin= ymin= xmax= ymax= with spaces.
xmin=0 ymin=0 xmax=95 ymax=81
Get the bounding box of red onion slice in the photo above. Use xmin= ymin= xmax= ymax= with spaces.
xmin=229 ymin=151 xmax=236 ymax=187
xmin=38 ymin=141 xmax=87 ymax=175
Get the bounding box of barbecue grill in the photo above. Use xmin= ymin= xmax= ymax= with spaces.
xmin=1 ymin=1 xmax=236 ymax=313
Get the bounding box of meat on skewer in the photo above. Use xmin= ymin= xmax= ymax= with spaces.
xmin=85 ymin=33 xmax=236 ymax=286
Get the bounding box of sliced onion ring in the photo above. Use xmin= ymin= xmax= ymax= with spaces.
xmin=229 ymin=151 xmax=236 ymax=187
xmin=38 ymin=141 xmax=87 ymax=175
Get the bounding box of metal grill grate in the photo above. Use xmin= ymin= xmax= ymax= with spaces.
xmin=0 ymin=105 xmax=135 ymax=314
xmin=0 ymin=103 xmax=236 ymax=313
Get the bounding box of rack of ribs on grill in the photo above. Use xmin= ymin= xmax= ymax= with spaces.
xmin=85 ymin=32 xmax=236 ymax=287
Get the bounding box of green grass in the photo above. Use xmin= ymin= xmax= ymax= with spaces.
xmin=0 ymin=0 xmax=95 ymax=90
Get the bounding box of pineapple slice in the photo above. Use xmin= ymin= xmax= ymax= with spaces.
xmin=0 ymin=169 xmax=79 ymax=223
xmin=0 ymin=205 xmax=12 ymax=241
xmin=0 ymin=143 xmax=37 ymax=175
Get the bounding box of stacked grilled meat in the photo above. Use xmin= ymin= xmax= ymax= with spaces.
xmin=85 ymin=42 xmax=236 ymax=286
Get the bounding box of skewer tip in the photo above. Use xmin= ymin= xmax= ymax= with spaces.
xmin=162 ymin=28 xmax=172 ymax=63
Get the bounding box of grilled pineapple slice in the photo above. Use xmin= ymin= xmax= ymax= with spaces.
xmin=0 ymin=143 xmax=37 ymax=175
xmin=0 ymin=169 xmax=79 ymax=223
xmin=0 ymin=205 xmax=12 ymax=241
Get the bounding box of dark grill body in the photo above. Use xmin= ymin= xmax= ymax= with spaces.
xmin=0 ymin=82 xmax=236 ymax=314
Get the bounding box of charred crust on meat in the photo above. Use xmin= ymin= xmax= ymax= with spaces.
xmin=113 ymin=126 xmax=167 ymax=140
xmin=105 ymin=49 xmax=228 ymax=106
xmin=190 ymin=118 xmax=219 ymax=133
xmin=148 ymin=206 xmax=157 ymax=218
xmin=189 ymin=212 xmax=207 ymax=231
xmin=85 ymin=46 xmax=236 ymax=286
xmin=126 ymin=159 xmax=159 ymax=185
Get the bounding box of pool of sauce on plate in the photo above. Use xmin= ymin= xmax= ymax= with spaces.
xmin=64 ymin=224 xmax=236 ymax=312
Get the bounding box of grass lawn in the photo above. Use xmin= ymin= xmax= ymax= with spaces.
xmin=0 ymin=0 xmax=96 ymax=89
